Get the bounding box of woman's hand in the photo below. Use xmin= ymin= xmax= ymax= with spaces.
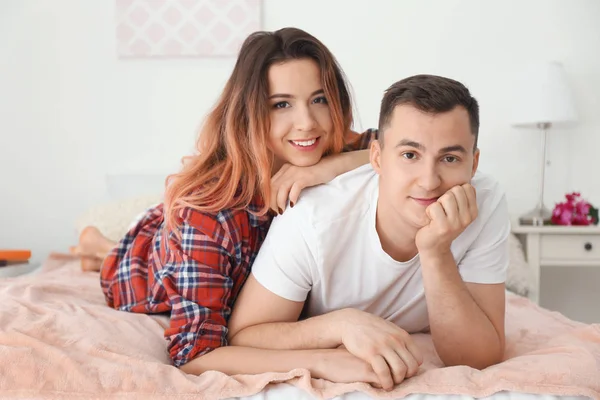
xmin=270 ymin=150 xmax=369 ymax=214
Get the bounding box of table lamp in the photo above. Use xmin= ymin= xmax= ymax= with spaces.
xmin=510 ymin=61 xmax=578 ymax=226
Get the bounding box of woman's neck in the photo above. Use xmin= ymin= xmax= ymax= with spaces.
xmin=271 ymin=157 xmax=284 ymax=177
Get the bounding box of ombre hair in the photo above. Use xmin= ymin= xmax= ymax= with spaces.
xmin=164 ymin=27 xmax=353 ymax=231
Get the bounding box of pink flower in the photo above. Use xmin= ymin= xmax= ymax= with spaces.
xmin=552 ymin=202 xmax=573 ymax=225
xmin=551 ymin=192 xmax=595 ymax=226
xmin=576 ymin=201 xmax=591 ymax=216
xmin=573 ymin=214 xmax=590 ymax=225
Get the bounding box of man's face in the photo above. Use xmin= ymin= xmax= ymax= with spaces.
xmin=371 ymin=104 xmax=480 ymax=230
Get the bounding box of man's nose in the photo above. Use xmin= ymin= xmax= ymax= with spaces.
xmin=416 ymin=166 xmax=441 ymax=192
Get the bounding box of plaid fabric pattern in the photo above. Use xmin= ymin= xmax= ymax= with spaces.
xmin=343 ymin=128 xmax=378 ymax=152
xmin=99 ymin=129 xmax=378 ymax=367
xmin=100 ymin=203 xmax=270 ymax=367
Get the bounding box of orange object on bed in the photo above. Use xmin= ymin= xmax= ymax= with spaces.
xmin=0 ymin=249 xmax=31 ymax=262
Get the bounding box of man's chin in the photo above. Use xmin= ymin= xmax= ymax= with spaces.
xmin=410 ymin=213 xmax=431 ymax=229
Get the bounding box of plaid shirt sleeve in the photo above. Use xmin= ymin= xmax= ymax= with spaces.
xmin=343 ymin=128 xmax=379 ymax=152
xmin=161 ymin=209 xmax=237 ymax=367
xmin=100 ymin=204 xmax=240 ymax=368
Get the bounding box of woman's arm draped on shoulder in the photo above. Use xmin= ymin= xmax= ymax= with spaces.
xmin=324 ymin=128 xmax=379 ymax=178
xmin=272 ymin=129 xmax=379 ymax=213
xmin=315 ymin=128 xmax=379 ymax=180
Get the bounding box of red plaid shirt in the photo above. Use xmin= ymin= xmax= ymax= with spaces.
xmin=100 ymin=129 xmax=378 ymax=367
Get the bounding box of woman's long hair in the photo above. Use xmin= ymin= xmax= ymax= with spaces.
xmin=164 ymin=27 xmax=353 ymax=231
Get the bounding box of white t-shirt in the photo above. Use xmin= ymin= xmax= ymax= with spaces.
xmin=251 ymin=164 xmax=510 ymax=333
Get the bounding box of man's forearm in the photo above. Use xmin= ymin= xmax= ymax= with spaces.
xmin=229 ymin=311 xmax=344 ymax=350
xmin=420 ymin=251 xmax=503 ymax=369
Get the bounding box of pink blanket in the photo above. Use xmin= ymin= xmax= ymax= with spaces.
xmin=1 ymin=259 xmax=599 ymax=400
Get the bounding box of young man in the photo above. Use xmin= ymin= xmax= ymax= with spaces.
xmin=227 ymin=74 xmax=510 ymax=391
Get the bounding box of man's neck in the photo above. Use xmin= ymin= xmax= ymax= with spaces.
xmin=375 ymin=196 xmax=419 ymax=262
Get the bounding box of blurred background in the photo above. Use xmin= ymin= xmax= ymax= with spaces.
xmin=1 ymin=0 xmax=598 ymax=277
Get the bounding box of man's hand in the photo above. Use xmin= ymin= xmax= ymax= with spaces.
xmin=228 ymin=274 xmax=423 ymax=390
xmin=334 ymin=309 xmax=423 ymax=390
xmin=416 ymin=184 xmax=478 ymax=256
xmin=270 ymin=162 xmax=338 ymax=214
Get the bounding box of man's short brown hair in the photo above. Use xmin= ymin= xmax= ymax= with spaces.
xmin=378 ymin=74 xmax=479 ymax=149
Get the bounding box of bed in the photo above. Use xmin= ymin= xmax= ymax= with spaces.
xmin=1 ymin=185 xmax=597 ymax=400
xmin=1 ymin=258 xmax=598 ymax=400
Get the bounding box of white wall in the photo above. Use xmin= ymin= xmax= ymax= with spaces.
xmin=2 ymin=0 xmax=599 ymax=261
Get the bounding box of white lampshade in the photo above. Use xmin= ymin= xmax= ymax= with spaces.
xmin=510 ymin=61 xmax=578 ymax=127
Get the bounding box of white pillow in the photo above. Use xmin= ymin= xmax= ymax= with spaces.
xmin=75 ymin=173 xmax=168 ymax=241
xmin=75 ymin=195 xmax=162 ymax=242
xmin=506 ymin=233 xmax=536 ymax=298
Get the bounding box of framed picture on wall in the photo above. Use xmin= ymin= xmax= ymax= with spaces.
xmin=115 ymin=0 xmax=262 ymax=58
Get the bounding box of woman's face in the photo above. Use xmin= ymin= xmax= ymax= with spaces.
xmin=267 ymin=58 xmax=333 ymax=172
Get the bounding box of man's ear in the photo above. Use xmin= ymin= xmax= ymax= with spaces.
xmin=370 ymin=140 xmax=383 ymax=174
xmin=471 ymin=148 xmax=480 ymax=178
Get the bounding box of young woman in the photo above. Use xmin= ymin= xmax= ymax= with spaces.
xmin=69 ymin=27 xmax=380 ymax=384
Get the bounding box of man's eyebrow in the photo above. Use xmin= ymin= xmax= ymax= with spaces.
xmin=395 ymin=139 xmax=425 ymax=150
xmin=439 ymin=145 xmax=467 ymax=154
xmin=395 ymin=140 xmax=468 ymax=154
xmin=268 ymin=89 xmax=324 ymax=100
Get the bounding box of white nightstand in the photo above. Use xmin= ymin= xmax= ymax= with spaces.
xmin=511 ymin=223 xmax=600 ymax=323
xmin=0 ymin=262 xmax=42 ymax=278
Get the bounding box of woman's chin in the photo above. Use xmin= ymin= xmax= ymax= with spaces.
xmin=285 ymin=154 xmax=323 ymax=168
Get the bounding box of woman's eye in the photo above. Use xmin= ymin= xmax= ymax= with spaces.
xmin=273 ymin=101 xmax=290 ymax=109
xmin=313 ymin=96 xmax=328 ymax=104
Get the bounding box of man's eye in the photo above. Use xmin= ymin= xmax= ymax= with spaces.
xmin=444 ymin=156 xmax=458 ymax=163
xmin=402 ymin=152 xmax=416 ymax=160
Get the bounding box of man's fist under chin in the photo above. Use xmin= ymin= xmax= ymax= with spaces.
xmin=415 ymin=184 xmax=478 ymax=256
